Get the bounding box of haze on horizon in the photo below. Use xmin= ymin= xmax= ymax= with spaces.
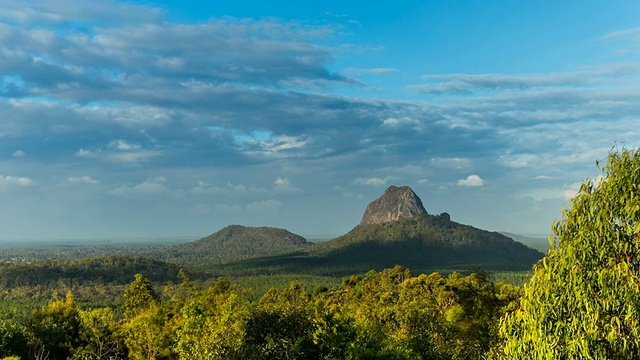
xmin=1 ymin=0 xmax=640 ymax=241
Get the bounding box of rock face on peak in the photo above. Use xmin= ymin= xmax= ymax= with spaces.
xmin=360 ymin=185 xmax=428 ymax=226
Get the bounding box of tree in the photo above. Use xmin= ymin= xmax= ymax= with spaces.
xmin=238 ymin=282 xmax=316 ymax=360
xmin=123 ymin=274 xmax=160 ymax=318
xmin=0 ymin=320 xmax=28 ymax=359
xmin=500 ymin=149 xmax=640 ymax=358
xmin=122 ymin=305 xmax=172 ymax=360
xmin=73 ymin=307 xmax=125 ymax=360
xmin=27 ymin=292 xmax=80 ymax=360
xmin=175 ymin=278 xmax=251 ymax=360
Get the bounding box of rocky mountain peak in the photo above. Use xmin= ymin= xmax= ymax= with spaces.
xmin=359 ymin=185 xmax=428 ymax=226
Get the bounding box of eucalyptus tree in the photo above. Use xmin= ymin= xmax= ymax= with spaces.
xmin=500 ymin=149 xmax=640 ymax=359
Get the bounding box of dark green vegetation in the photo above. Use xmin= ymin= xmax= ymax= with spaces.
xmin=0 ymin=256 xmax=183 ymax=289
xmin=0 ymin=256 xmax=191 ymax=307
xmin=3 ymin=149 xmax=640 ymax=359
xmin=163 ymin=225 xmax=311 ymax=267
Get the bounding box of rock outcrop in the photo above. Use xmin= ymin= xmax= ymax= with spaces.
xmin=359 ymin=185 xmax=427 ymax=226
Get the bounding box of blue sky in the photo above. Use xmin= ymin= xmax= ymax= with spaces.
xmin=1 ymin=0 xmax=640 ymax=240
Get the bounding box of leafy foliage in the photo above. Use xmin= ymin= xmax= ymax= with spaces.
xmin=27 ymin=292 xmax=80 ymax=360
xmin=500 ymin=149 xmax=640 ymax=358
xmin=0 ymin=266 xmax=518 ymax=360
xmin=123 ymin=274 xmax=160 ymax=318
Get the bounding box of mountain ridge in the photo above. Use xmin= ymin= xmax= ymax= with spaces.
xmin=162 ymin=186 xmax=543 ymax=276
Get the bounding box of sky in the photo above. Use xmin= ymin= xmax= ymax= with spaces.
xmin=1 ymin=0 xmax=640 ymax=240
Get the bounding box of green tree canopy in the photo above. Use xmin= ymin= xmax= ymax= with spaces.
xmin=28 ymin=292 xmax=80 ymax=360
xmin=123 ymin=273 xmax=160 ymax=318
xmin=500 ymin=149 xmax=640 ymax=358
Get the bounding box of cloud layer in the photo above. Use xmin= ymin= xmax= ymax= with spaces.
xmin=1 ymin=1 xmax=639 ymax=239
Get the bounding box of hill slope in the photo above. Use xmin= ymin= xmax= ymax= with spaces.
xmin=312 ymin=213 xmax=543 ymax=271
xmin=500 ymin=232 xmax=550 ymax=253
xmin=166 ymin=225 xmax=311 ymax=266
xmin=216 ymin=214 xmax=543 ymax=277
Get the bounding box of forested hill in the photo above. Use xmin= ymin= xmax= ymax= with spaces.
xmin=165 ymin=225 xmax=311 ymax=265
xmin=308 ymin=213 xmax=544 ymax=272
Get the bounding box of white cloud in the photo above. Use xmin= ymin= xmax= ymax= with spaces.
xmin=107 ymin=177 xmax=169 ymax=198
xmin=108 ymin=140 xmax=141 ymax=151
xmin=75 ymin=149 xmax=99 ymax=158
xmin=518 ymin=185 xmax=573 ymax=202
xmin=189 ymin=182 xmax=270 ymax=198
xmin=274 ymin=177 xmax=289 ymax=187
xmin=598 ymin=27 xmax=640 ymax=42
xmin=12 ymin=150 xmax=26 ymax=157
xmin=0 ymin=175 xmax=34 ymax=189
xmin=246 ymin=199 xmax=282 ymax=213
xmin=265 ymin=136 xmax=308 ymax=152
xmin=273 ymin=177 xmax=302 ymax=193
xmin=412 ymin=64 xmax=640 ymax=95
xmin=68 ymin=176 xmax=99 ymax=185
xmin=517 ymin=178 xmax=600 ymax=202
xmin=561 ymin=182 xmax=582 ymax=201
xmin=106 ymin=150 xmax=160 ymax=164
xmin=561 ymin=176 xmax=605 ymax=201
xmin=417 ymin=178 xmax=430 ymax=185
xmin=430 ymin=157 xmax=471 ymax=169
xmin=354 ymin=176 xmax=397 ymax=186
xmin=382 ymin=117 xmax=419 ymax=128
xmin=500 ymin=153 xmax=538 ymax=168
xmin=457 ymin=175 xmax=485 ymax=187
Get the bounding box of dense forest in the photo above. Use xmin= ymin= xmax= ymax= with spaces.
xmin=1 ymin=149 xmax=640 ymax=359
xmin=0 ymin=267 xmax=517 ymax=360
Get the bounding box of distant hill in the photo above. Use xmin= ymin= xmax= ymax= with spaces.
xmin=214 ymin=186 xmax=544 ymax=277
xmin=500 ymin=232 xmax=550 ymax=253
xmin=165 ymin=225 xmax=312 ymax=266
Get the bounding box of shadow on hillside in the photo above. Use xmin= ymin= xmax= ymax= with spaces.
xmin=215 ymin=237 xmax=543 ymax=278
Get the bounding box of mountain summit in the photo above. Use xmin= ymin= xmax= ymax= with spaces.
xmin=360 ymin=185 xmax=427 ymax=226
